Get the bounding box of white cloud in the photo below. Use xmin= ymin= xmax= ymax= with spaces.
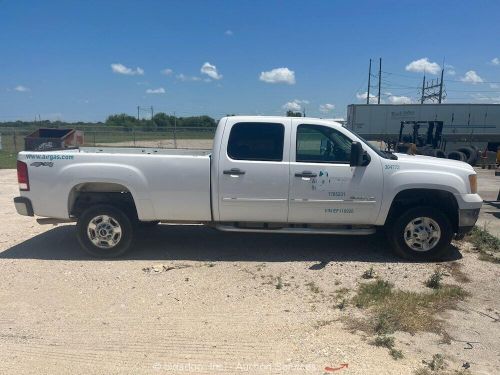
xmin=146 ymin=87 xmax=165 ymax=94
xmin=460 ymin=70 xmax=484 ymax=84
xmin=282 ymin=99 xmax=308 ymax=111
xmin=14 ymin=85 xmax=30 ymax=92
xmin=259 ymin=67 xmax=295 ymax=84
xmin=444 ymin=64 xmax=456 ymax=76
xmin=161 ymin=68 xmax=173 ymax=75
xmin=111 ymin=63 xmax=144 ymax=75
xmin=405 ymin=58 xmax=441 ymax=75
xmin=319 ymin=103 xmax=335 ymax=113
xmin=491 ymin=57 xmax=500 ymax=65
xmin=356 ymin=91 xmax=379 ymax=103
xmin=200 ymin=62 xmax=222 ymax=80
xmin=471 ymin=93 xmax=500 ymax=103
xmin=490 ymin=83 xmax=499 ymax=89
xmin=225 ymin=30 xmax=233 ymax=36
xmin=176 ymin=73 xmax=201 ymax=82
xmin=387 ymin=95 xmax=412 ymax=104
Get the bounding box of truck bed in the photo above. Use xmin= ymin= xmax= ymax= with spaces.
xmin=19 ymin=147 xmax=213 ymax=221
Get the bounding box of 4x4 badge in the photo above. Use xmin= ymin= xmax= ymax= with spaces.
xmin=30 ymin=162 xmax=54 ymax=167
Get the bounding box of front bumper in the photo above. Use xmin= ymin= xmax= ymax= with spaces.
xmin=456 ymin=208 xmax=481 ymax=236
xmin=14 ymin=196 xmax=34 ymax=216
xmin=454 ymin=193 xmax=482 ymax=236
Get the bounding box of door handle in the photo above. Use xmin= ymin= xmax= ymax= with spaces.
xmin=223 ymin=168 xmax=246 ymax=175
xmin=295 ymin=171 xmax=317 ymax=178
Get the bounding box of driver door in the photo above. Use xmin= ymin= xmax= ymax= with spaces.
xmin=288 ymin=121 xmax=382 ymax=224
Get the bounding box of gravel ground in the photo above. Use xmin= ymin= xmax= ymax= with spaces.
xmin=0 ymin=167 xmax=499 ymax=375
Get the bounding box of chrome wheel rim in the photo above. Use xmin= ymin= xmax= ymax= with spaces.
xmin=404 ymin=217 xmax=441 ymax=252
xmin=87 ymin=215 xmax=122 ymax=249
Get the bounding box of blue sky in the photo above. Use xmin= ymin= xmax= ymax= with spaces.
xmin=1 ymin=0 xmax=500 ymax=122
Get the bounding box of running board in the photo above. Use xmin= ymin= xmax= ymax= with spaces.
xmin=215 ymin=225 xmax=376 ymax=235
xmin=37 ymin=218 xmax=76 ymax=225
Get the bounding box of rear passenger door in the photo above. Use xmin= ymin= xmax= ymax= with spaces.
xmin=217 ymin=119 xmax=291 ymax=222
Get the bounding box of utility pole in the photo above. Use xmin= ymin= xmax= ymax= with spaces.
xmin=377 ymin=58 xmax=382 ymax=104
xmin=151 ymin=106 xmax=154 ymax=119
xmin=173 ymin=111 xmax=177 ymax=149
xmin=366 ymin=59 xmax=372 ymax=104
xmin=137 ymin=106 xmax=140 ymax=120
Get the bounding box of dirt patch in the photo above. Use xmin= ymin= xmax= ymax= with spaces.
xmin=0 ymin=169 xmax=499 ymax=374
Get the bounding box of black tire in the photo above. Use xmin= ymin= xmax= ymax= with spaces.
xmin=457 ymin=147 xmax=478 ymax=165
xmin=418 ymin=147 xmax=434 ymax=156
xmin=432 ymin=149 xmax=447 ymax=158
xmin=76 ymin=204 xmax=134 ymax=258
xmin=447 ymin=150 xmax=466 ymax=161
xmin=388 ymin=206 xmax=453 ymax=261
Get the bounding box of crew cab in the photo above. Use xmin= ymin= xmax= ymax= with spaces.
xmin=14 ymin=116 xmax=482 ymax=260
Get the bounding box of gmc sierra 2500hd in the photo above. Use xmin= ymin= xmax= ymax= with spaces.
xmin=14 ymin=116 xmax=482 ymax=260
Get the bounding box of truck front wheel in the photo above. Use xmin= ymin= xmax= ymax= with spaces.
xmin=388 ymin=207 xmax=453 ymax=260
xmin=76 ymin=205 xmax=134 ymax=258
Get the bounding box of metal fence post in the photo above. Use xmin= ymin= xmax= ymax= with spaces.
xmin=13 ymin=131 xmax=17 ymax=153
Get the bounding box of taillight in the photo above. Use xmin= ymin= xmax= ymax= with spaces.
xmin=17 ymin=160 xmax=30 ymax=191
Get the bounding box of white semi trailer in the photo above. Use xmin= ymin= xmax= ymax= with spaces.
xmin=346 ymin=104 xmax=500 ymax=152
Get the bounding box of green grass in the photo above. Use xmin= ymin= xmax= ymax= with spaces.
xmin=305 ymin=281 xmax=321 ymax=294
xmin=353 ymin=279 xmax=392 ymax=308
xmin=371 ymin=335 xmax=404 ymax=360
xmin=275 ymin=276 xmax=283 ymax=290
xmin=425 ymin=270 xmax=444 ymax=289
xmin=350 ymin=279 xmax=469 ymax=335
xmin=0 ymin=151 xmax=17 ymax=169
xmin=362 ymin=266 xmax=375 ymax=279
xmin=413 ymin=353 xmax=472 ymax=375
xmin=465 ymin=226 xmax=500 ymax=264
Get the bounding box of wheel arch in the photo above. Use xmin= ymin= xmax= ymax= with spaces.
xmin=384 ymin=188 xmax=459 ymax=232
xmin=68 ymin=182 xmax=139 ymax=220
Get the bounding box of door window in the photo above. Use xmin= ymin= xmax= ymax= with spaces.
xmin=296 ymin=124 xmax=352 ymax=163
xmin=227 ymin=122 xmax=284 ymax=161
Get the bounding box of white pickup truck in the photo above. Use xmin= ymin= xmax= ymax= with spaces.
xmin=14 ymin=116 xmax=482 ymax=260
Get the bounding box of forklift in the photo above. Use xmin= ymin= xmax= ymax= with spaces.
xmin=394 ymin=120 xmax=445 ymax=155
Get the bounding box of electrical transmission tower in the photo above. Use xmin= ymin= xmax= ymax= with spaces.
xmin=420 ymin=69 xmax=446 ymax=104
xmin=137 ymin=106 xmax=154 ymax=120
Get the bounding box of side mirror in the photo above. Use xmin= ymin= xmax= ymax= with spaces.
xmin=350 ymin=142 xmax=364 ymax=166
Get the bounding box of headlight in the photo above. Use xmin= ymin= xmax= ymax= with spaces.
xmin=468 ymin=174 xmax=477 ymax=194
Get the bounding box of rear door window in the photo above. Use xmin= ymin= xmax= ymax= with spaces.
xmin=227 ymin=122 xmax=284 ymax=161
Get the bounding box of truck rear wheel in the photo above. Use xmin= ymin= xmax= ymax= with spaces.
xmin=388 ymin=206 xmax=453 ymax=261
xmin=76 ymin=204 xmax=134 ymax=258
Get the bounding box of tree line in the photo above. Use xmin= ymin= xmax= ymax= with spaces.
xmin=0 ymin=113 xmax=218 ymax=131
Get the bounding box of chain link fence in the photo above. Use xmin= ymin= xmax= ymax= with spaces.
xmin=0 ymin=126 xmax=216 ymax=154
xmin=0 ymin=126 xmax=216 ymax=168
